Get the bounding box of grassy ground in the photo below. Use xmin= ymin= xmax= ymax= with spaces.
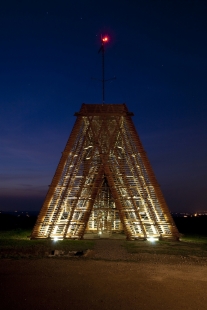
xmin=0 ymin=229 xmax=207 ymax=259
xmin=0 ymin=229 xmax=94 ymax=258
xmin=123 ymin=234 xmax=207 ymax=257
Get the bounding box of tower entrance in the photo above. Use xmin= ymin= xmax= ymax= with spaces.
xmin=85 ymin=175 xmax=123 ymax=238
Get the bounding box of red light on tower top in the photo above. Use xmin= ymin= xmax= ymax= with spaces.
xmin=102 ymin=36 xmax=109 ymax=43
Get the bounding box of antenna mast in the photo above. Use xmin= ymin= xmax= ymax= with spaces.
xmin=100 ymin=36 xmax=107 ymax=103
xmin=97 ymin=35 xmax=115 ymax=103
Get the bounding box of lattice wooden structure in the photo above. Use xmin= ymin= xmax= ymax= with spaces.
xmin=31 ymin=104 xmax=179 ymax=240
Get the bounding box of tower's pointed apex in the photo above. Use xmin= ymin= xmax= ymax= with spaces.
xmin=31 ymin=104 xmax=179 ymax=241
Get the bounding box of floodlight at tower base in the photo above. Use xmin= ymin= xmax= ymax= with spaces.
xmin=31 ymin=103 xmax=179 ymax=241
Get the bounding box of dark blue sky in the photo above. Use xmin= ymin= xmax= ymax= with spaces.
xmin=0 ymin=0 xmax=207 ymax=212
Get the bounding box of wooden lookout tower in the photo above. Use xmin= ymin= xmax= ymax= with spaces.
xmin=31 ymin=103 xmax=179 ymax=240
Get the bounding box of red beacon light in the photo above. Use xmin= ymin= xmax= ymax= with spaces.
xmin=102 ymin=36 xmax=109 ymax=42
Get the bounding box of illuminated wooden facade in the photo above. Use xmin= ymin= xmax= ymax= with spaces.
xmin=31 ymin=104 xmax=179 ymax=240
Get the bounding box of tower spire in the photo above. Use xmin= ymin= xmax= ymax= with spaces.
xmin=98 ymin=35 xmax=108 ymax=103
xmin=97 ymin=35 xmax=115 ymax=103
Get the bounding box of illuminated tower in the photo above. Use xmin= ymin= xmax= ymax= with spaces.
xmin=31 ymin=36 xmax=179 ymax=240
xmin=31 ymin=103 xmax=179 ymax=240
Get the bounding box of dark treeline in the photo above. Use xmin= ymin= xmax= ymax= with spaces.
xmin=0 ymin=213 xmax=37 ymax=231
xmin=173 ymin=216 xmax=207 ymax=236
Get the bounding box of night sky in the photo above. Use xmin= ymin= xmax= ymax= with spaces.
xmin=0 ymin=0 xmax=207 ymax=213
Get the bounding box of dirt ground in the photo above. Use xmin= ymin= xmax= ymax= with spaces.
xmin=1 ymin=240 xmax=207 ymax=310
